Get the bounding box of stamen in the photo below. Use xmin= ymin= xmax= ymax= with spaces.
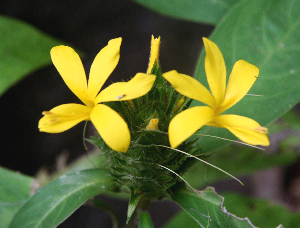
xmin=146 ymin=118 xmax=159 ymax=130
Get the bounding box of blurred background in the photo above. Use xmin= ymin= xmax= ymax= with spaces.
xmin=0 ymin=0 xmax=299 ymax=227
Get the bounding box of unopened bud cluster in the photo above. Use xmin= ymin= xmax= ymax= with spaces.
xmin=91 ymin=63 xmax=202 ymax=196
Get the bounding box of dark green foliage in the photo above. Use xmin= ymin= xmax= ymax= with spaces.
xmin=90 ymin=63 xmax=205 ymax=198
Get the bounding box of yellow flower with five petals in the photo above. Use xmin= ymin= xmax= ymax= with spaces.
xmin=39 ymin=38 xmax=156 ymax=153
xmin=163 ymin=37 xmax=270 ymax=148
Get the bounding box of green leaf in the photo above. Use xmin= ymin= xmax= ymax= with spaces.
xmin=223 ymin=193 xmax=299 ymax=228
xmin=0 ymin=167 xmax=34 ymax=228
xmin=139 ymin=212 xmax=154 ymax=228
xmin=192 ymin=0 xmax=300 ymax=153
xmin=127 ymin=192 xmax=144 ymax=224
xmin=183 ymin=141 xmax=297 ymax=188
xmin=132 ymin=0 xmax=239 ymax=25
xmin=37 ymin=148 xmax=109 ymax=187
xmin=165 ymin=193 xmax=293 ymax=228
xmin=9 ymin=169 xmax=116 ymax=228
xmin=0 ymin=15 xmax=63 ymax=96
xmin=164 ymin=211 xmax=199 ymax=228
xmin=281 ymin=111 xmax=300 ymax=132
xmin=169 ymin=185 xmax=282 ymax=227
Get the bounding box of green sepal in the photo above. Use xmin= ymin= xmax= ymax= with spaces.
xmin=127 ymin=191 xmax=145 ymax=224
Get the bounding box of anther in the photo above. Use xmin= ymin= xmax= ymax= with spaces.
xmin=42 ymin=111 xmax=54 ymax=115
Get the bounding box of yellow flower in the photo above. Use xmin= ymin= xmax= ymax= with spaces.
xmin=163 ymin=37 xmax=270 ymax=148
xmin=39 ymin=38 xmax=156 ymax=153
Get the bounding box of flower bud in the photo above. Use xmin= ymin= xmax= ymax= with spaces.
xmin=146 ymin=118 xmax=159 ymax=130
xmin=173 ymin=96 xmax=185 ymax=113
xmin=147 ymin=35 xmax=160 ymax=74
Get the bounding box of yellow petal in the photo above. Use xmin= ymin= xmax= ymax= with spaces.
xmin=87 ymin=38 xmax=122 ymax=100
xmin=50 ymin=46 xmax=92 ymax=107
xmin=163 ymin=70 xmax=215 ymax=108
xmin=147 ymin=35 xmax=160 ymax=74
xmin=203 ymin=37 xmax=226 ymax=106
xmin=217 ymin=60 xmax=259 ymax=114
xmin=38 ymin=103 xmax=92 ymax=133
xmin=95 ymin=73 xmax=156 ymax=103
xmin=90 ymin=104 xmax=130 ymax=153
xmin=168 ymin=106 xmax=214 ymax=148
xmin=213 ymin=114 xmax=270 ymax=146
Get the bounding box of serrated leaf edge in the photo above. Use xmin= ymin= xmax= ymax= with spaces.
xmin=201 ymin=187 xmax=283 ymax=228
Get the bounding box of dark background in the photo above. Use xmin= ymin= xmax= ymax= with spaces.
xmin=0 ymin=0 xmax=213 ymax=227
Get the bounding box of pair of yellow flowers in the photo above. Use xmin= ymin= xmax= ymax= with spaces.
xmin=38 ymin=37 xmax=269 ymax=153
